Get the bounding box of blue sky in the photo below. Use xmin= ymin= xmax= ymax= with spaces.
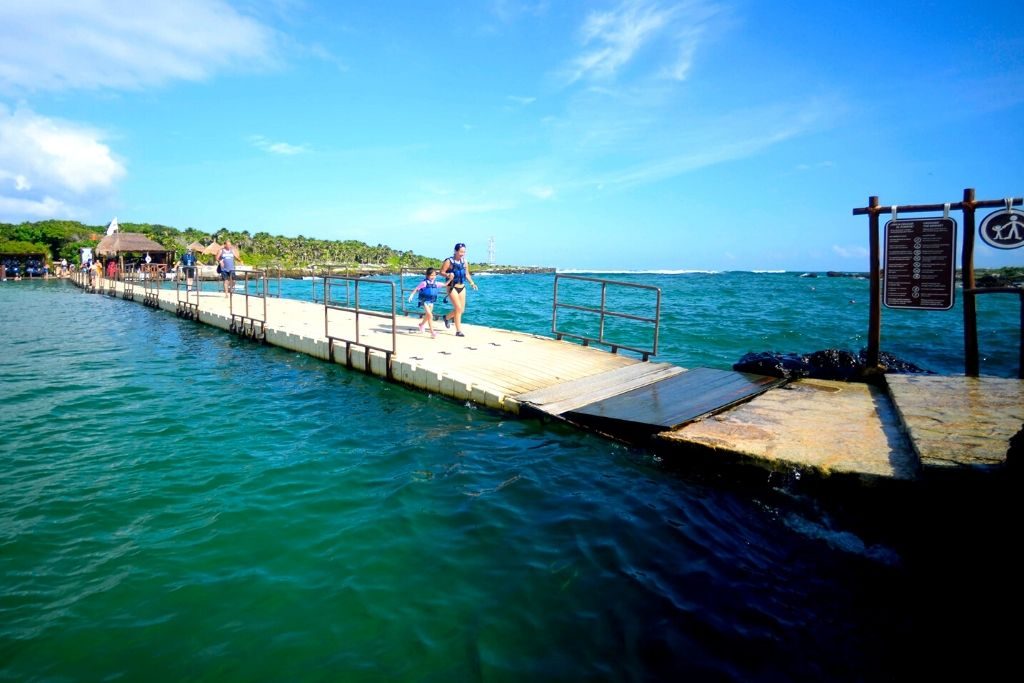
xmin=1 ymin=0 xmax=1022 ymax=270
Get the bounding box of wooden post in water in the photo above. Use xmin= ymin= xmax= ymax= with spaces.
xmin=867 ymin=196 xmax=881 ymax=369
xmin=961 ymin=188 xmax=979 ymax=377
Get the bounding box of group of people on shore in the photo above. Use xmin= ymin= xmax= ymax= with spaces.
xmin=408 ymin=242 xmax=478 ymax=338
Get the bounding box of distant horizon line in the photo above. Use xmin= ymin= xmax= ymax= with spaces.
xmin=545 ymin=268 xmax=866 ymax=275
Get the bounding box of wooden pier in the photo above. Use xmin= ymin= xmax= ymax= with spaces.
xmin=74 ymin=273 xmax=1022 ymax=483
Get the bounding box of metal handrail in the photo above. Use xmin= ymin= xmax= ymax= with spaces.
xmin=122 ymin=267 xmax=137 ymax=300
xmin=400 ymin=266 xmax=450 ymax=320
xmin=266 ymin=267 xmax=283 ymax=298
xmin=323 ymin=275 xmax=397 ymax=375
xmin=552 ymin=274 xmax=661 ymax=361
xmin=399 ymin=267 xmax=417 ymax=317
xmin=312 ymin=269 xmax=351 ymax=304
xmin=174 ymin=265 xmax=200 ymax=315
xmin=142 ymin=267 xmax=162 ymax=307
xmin=229 ymin=270 xmax=268 ymax=324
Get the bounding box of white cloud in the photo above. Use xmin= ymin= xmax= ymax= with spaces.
xmin=0 ymin=194 xmax=70 ymax=218
xmin=0 ymin=104 xmax=125 ymax=220
xmin=507 ymin=95 xmax=536 ymax=106
xmin=0 ymin=0 xmax=276 ymax=93
xmin=249 ymin=135 xmax=309 ymax=155
xmin=0 ymin=170 xmax=31 ymax=191
xmin=832 ymin=244 xmax=868 ymax=259
xmin=528 ymin=186 xmax=555 ymax=199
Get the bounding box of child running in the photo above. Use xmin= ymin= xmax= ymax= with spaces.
xmin=407 ymin=267 xmax=441 ymax=338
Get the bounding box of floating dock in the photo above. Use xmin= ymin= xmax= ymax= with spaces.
xmin=74 ymin=273 xmax=1022 ymax=483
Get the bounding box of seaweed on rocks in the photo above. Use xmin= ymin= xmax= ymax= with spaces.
xmin=733 ymin=348 xmax=931 ymax=382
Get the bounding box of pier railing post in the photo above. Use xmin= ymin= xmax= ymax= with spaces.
xmin=867 ymin=196 xmax=881 ymax=369
xmin=961 ymin=188 xmax=979 ymax=377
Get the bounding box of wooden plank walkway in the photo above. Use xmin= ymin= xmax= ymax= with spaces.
xmin=77 ymin=276 xmax=1022 ymax=482
xmin=98 ymin=281 xmax=641 ymax=411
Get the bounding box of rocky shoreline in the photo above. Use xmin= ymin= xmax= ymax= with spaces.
xmin=733 ymin=348 xmax=931 ymax=383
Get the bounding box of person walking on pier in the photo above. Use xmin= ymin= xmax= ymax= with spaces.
xmin=180 ymin=247 xmax=198 ymax=290
xmin=90 ymin=259 xmax=102 ymax=291
xmin=408 ymin=267 xmax=441 ymax=338
xmin=218 ymin=241 xmax=236 ymax=296
xmin=440 ymin=242 xmax=477 ymax=337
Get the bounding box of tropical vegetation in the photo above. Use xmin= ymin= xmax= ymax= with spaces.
xmin=0 ymin=219 xmax=484 ymax=271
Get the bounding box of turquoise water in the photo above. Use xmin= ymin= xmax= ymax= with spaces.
xmin=297 ymin=270 xmax=1019 ymax=376
xmin=1 ymin=275 xmax=1017 ymax=681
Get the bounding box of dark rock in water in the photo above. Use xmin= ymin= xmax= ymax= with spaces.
xmin=804 ymin=349 xmax=862 ymax=381
xmin=733 ymin=348 xmax=932 ymax=382
xmin=731 ymin=351 xmax=812 ymax=379
xmin=875 ymin=350 xmax=930 ymax=374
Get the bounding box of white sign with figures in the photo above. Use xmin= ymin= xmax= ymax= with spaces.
xmin=979 ymin=209 xmax=1024 ymax=249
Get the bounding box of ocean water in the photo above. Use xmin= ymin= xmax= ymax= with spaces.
xmin=0 ymin=274 xmax=1017 ymax=681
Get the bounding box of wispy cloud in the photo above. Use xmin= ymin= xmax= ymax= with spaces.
xmin=491 ymin=1 xmax=550 ymax=23
xmin=303 ymin=43 xmax=349 ymax=73
xmin=409 ymin=201 xmax=511 ymax=224
xmin=832 ymin=245 xmax=868 ymax=259
xmin=507 ymin=95 xmax=537 ymax=106
xmin=660 ymin=35 xmax=698 ymax=81
xmin=249 ymin=135 xmax=309 ymax=155
xmin=0 ymin=104 xmax=124 ymax=219
xmin=796 ymin=161 xmax=835 ymax=171
xmin=567 ymin=96 xmax=839 ymax=189
xmin=560 ymin=0 xmax=720 ymax=85
xmin=0 ymin=0 xmax=276 ymax=93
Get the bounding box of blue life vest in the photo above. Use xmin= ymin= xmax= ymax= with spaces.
xmin=447 ymin=257 xmax=467 ymax=285
xmin=418 ymin=278 xmax=439 ymax=304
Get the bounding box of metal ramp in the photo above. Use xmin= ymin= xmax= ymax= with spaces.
xmin=516 ymin=362 xmax=684 ymax=415
xmin=516 ymin=366 xmax=786 ymax=438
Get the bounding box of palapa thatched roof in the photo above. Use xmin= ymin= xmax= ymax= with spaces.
xmin=96 ymin=232 xmax=170 ymax=255
xmin=202 ymin=241 xmax=240 ymax=258
xmin=186 ymin=241 xmax=205 ymax=251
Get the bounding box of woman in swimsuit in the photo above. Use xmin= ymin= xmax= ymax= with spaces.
xmin=440 ymin=242 xmax=477 ymax=337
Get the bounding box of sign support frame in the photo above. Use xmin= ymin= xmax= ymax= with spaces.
xmin=853 ymin=189 xmax=1022 ymax=378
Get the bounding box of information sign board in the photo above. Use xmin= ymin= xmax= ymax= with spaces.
xmin=883 ymin=218 xmax=957 ymax=310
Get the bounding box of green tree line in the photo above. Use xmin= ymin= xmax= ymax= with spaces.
xmin=0 ymin=219 xmax=454 ymax=270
